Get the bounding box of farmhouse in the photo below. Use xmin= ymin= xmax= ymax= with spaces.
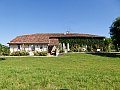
xmin=8 ymin=32 xmax=105 ymax=55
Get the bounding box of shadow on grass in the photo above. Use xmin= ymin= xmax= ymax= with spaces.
xmin=87 ymin=52 xmax=120 ymax=58
xmin=0 ymin=58 xmax=6 ymax=61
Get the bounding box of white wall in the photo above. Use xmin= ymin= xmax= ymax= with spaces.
xmin=35 ymin=45 xmax=48 ymax=52
xmin=10 ymin=44 xmax=48 ymax=53
xmin=10 ymin=45 xmax=18 ymax=53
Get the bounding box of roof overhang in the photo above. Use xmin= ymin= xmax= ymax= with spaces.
xmin=7 ymin=42 xmax=49 ymax=45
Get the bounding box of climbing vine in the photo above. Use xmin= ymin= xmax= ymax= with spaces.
xmin=59 ymin=38 xmax=104 ymax=47
xmin=59 ymin=37 xmax=105 ymax=52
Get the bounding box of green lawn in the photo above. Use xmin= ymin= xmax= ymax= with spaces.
xmin=0 ymin=53 xmax=120 ymax=90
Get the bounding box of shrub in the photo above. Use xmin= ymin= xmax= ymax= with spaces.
xmin=0 ymin=44 xmax=10 ymax=56
xmin=71 ymin=47 xmax=78 ymax=52
xmin=71 ymin=44 xmax=80 ymax=52
xmin=34 ymin=51 xmax=47 ymax=56
xmin=87 ymin=46 xmax=92 ymax=52
xmin=92 ymin=45 xmax=98 ymax=52
xmin=2 ymin=52 xmax=10 ymax=56
xmin=20 ymin=51 xmax=29 ymax=56
xmin=40 ymin=52 xmax=47 ymax=56
xmin=33 ymin=51 xmax=39 ymax=56
xmin=10 ymin=51 xmax=29 ymax=56
xmin=81 ymin=47 xmax=87 ymax=52
xmin=10 ymin=51 xmax=21 ymax=56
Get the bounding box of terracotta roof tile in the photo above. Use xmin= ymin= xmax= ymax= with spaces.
xmin=49 ymin=38 xmax=59 ymax=45
xmin=8 ymin=33 xmax=105 ymax=45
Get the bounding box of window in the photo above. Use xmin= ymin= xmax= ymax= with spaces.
xmin=37 ymin=45 xmax=39 ymax=48
xmin=17 ymin=44 xmax=20 ymax=49
xmin=40 ymin=45 xmax=43 ymax=49
xmin=31 ymin=45 xmax=35 ymax=51
xmin=44 ymin=45 xmax=47 ymax=48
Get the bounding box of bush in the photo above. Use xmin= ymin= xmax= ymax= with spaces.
xmin=87 ymin=46 xmax=92 ymax=52
xmin=71 ymin=44 xmax=81 ymax=52
xmin=71 ymin=46 xmax=78 ymax=52
xmin=2 ymin=52 xmax=10 ymax=56
xmin=92 ymin=45 xmax=98 ymax=52
xmin=10 ymin=51 xmax=29 ymax=56
xmin=20 ymin=51 xmax=29 ymax=56
xmin=34 ymin=51 xmax=47 ymax=56
xmin=0 ymin=44 xmax=10 ymax=56
xmin=10 ymin=51 xmax=20 ymax=56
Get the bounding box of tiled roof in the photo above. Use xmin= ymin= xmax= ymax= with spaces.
xmin=49 ymin=38 xmax=59 ymax=45
xmin=8 ymin=33 xmax=105 ymax=45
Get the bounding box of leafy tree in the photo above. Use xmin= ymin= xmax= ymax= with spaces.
xmin=0 ymin=44 xmax=10 ymax=56
xmin=104 ymin=38 xmax=112 ymax=52
xmin=110 ymin=17 xmax=120 ymax=51
xmin=104 ymin=38 xmax=112 ymax=46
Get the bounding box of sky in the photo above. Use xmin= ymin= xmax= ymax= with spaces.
xmin=0 ymin=0 xmax=120 ymax=45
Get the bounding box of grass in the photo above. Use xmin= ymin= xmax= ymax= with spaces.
xmin=0 ymin=53 xmax=120 ymax=90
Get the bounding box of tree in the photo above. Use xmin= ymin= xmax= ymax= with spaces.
xmin=110 ymin=17 xmax=120 ymax=51
xmin=104 ymin=38 xmax=112 ymax=52
xmin=0 ymin=44 xmax=10 ymax=56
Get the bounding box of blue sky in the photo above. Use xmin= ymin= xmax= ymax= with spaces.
xmin=0 ymin=0 xmax=120 ymax=45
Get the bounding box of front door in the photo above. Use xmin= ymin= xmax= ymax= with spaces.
xmin=48 ymin=45 xmax=54 ymax=54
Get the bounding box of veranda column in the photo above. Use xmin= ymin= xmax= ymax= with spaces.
xmin=22 ymin=44 xmax=25 ymax=51
xmin=67 ymin=43 xmax=70 ymax=51
xmin=59 ymin=43 xmax=62 ymax=50
xmin=63 ymin=43 xmax=68 ymax=53
xmin=63 ymin=43 xmax=65 ymax=50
